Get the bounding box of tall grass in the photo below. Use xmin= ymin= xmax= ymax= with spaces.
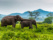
xmin=0 ymin=23 xmax=53 ymax=40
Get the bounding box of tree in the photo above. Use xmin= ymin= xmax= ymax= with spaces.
xmin=29 ymin=17 xmax=35 ymax=20
xmin=28 ymin=11 xmax=33 ymax=18
xmin=43 ymin=17 xmax=53 ymax=24
xmin=47 ymin=13 xmax=53 ymax=23
xmin=47 ymin=13 xmax=53 ymax=17
xmin=33 ymin=12 xmax=40 ymax=19
xmin=28 ymin=11 xmax=40 ymax=20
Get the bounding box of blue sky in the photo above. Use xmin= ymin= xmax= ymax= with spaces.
xmin=0 ymin=0 xmax=53 ymax=15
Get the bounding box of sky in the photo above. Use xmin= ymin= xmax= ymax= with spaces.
xmin=0 ymin=0 xmax=53 ymax=15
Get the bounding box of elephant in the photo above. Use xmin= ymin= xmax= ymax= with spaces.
xmin=20 ymin=20 xmax=37 ymax=29
xmin=1 ymin=15 xmax=31 ymax=28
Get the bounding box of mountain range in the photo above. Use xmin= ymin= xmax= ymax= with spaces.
xmin=0 ymin=9 xmax=53 ymax=21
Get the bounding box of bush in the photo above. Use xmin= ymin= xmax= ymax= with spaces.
xmin=47 ymin=27 xmax=53 ymax=30
xmin=7 ymin=32 xmax=15 ymax=38
xmin=1 ymin=33 xmax=10 ymax=40
xmin=37 ymin=22 xmax=43 ymax=24
xmin=16 ymin=32 xmax=21 ymax=38
xmin=35 ymin=28 xmax=41 ymax=32
xmin=1 ymin=32 xmax=15 ymax=40
xmin=0 ymin=22 xmax=52 ymax=40
xmin=43 ymin=17 xmax=53 ymax=24
xmin=43 ymin=23 xmax=51 ymax=27
xmin=12 ymin=37 xmax=16 ymax=40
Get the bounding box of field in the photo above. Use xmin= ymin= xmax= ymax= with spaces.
xmin=0 ymin=22 xmax=53 ymax=40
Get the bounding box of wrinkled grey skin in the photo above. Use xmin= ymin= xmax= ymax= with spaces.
xmin=20 ymin=20 xmax=37 ymax=29
xmin=1 ymin=15 xmax=31 ymax=28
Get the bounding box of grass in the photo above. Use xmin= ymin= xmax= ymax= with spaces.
xmin=0 ymin=23 xmax=53 ymax=40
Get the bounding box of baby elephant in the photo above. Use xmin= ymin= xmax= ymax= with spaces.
xmin=20 ymin=20 xmax=37 ymax=29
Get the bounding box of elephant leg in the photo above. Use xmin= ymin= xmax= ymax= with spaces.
xmin=35 ymin=23 xmax=37 ymax=29
xmin=36 ymin=25 xmax=37 ymax=29
xmin=1 ymin=24 xmax=7 ymax=27
xmin=21 ymin=23 xmax=24 ymax=29
xmin=12 ymin=22 xmax=16 ymax=28
xmin=29 ymin=22 xmax=33 ymax=29
xmin=29 ymin=25 xmax=33 ymax=29
xmin=12 ymin=24 xmax=16 ymax=28
xmin=12 ymin=20 xmax=16 ymax=28
xmin=4 ymin=25 xmax=7 ymax=27
xmin=1 ymin=23 xmax=4 ymax=27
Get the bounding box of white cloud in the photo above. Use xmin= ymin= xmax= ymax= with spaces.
xmin=42 ymin=0 xmax=53 ymax=3
xmin=0 ymin=0 xmax=53 ymax=15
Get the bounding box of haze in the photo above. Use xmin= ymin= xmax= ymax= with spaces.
xmin=0 ymin=0 xmax=53 ymax=15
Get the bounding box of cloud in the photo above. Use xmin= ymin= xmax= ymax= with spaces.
xmin=42 ymin=0 xmax=53 ymax=3
xmin=0 ymin=0 xmax=20 ymax=8
xmin=0 ymin=0 xmax=53 ymax=15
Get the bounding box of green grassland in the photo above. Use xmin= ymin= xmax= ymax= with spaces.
xmin=0 ymin=22 xmax=53 ymax=40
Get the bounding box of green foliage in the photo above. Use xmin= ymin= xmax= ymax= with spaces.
xmin=29 ymin=17 xmax=35 ymax=20
xmin=12 ymin=37 xmax=16 ymax=40
xmin=7 ymin=32 xmax=15 ymax=38
xmin=1 ymin=32 xmax=15 ymax=40
xmin=47 ymin=13 xmax=53 ymax=17
xmin=28 ymin=11 xmax=40 ymax=19
xmin=35 ymin=28 xmax=42 ymax=32
xmin=1 ymin=33 xmax=11 ymax=40
xmin=15 ymin=32 xmax=21 ymax=38
xmin=0 ymin=23 xmax=53 ymax=40
xmin=37 ymin=22 xmax=43 ymax=24
xmin=43 ymin=17 xmax=53 ymax=24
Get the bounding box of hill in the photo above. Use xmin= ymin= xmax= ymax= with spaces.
xmin=0 ymin=9 xmax=53 ymax=21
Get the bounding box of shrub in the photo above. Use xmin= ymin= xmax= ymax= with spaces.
xmin=43 ymin=17 xmax=53 ymax=24
xmin=12 ymin=37 xmax=16 ymax=40
xmin=47 ymin=27 xmax=53 ymax=30
xmin=15 ymin=32 xmax=21 ymax=38
xmin=1 ymin=32 xmax=15 ymax=40
xmin=43 ymin=23 xmax=51 ymax=27
xmin=35 ymin=28 xmax=41 ymax=32
xmin=37 ymin=22 xmax=43 ymax=24
xmin=7 ymin=32 xmax=15 ymax=38
xmin=1 ymin=33 xmax=10 ymax=40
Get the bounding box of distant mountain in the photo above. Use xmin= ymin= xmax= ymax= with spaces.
xmin=0 ymin=14 xmax=6 ymax=20
xmin=32 ymin=9 xmax=48 ymax=17
xmin=9 ymin=11 xmax=30 ymax=19
xmin=9 ymin=9 xmax=53 ymax=21
xmin=9 ymin=9 xmax=52 ymax=17
xmin=9 ymin=13 xmax=22 ymax=16
xmin=0 ymin=9 xmax=53 ymax=21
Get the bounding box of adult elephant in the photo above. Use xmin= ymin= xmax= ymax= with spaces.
xmin=1 ymin=15 xmax=31 ymax=28
xmin=20 ymin=20 xmax=37 ymax=29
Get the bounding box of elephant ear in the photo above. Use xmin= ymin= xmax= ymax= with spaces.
xmin=16 ymin=15 xmax=23 ymax=21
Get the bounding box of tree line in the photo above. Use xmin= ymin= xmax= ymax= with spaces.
xmin=28 ymin=11 xmax=53 ymax=24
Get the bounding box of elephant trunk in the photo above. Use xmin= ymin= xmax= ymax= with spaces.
xmin=36 ymin=24 xmax=37 ymax=29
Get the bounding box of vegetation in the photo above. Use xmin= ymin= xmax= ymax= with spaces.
xmin=0 ymin=22 xmax=53 ymax=40
xmin=29 ymin=17 xmax=35 ymax=20
xmin=47 ymin=13 xmax=53 ymax=23
xmin=43 ymin=13 xmax=53 ymax=24
xmin=47 ymin=13 xmax=53 ymax=17
xmin=28 ymin=11 xmax=40 ymax=19
xmin=43 ymin=17 xmax=53 ymax=24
